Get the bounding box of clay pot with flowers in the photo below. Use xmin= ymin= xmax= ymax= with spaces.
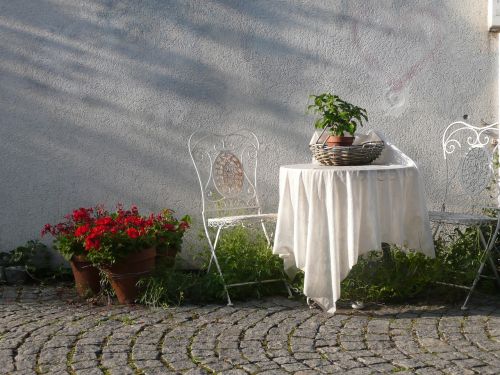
xmin=307 ymin=92 xmax=368 ymax=146
xmin=43 ymin=205 xmax=190 ymax=304
xmin=80 ymin=205 xmax=190 ymax=304
xmin=42 ymin=207 xmax=101 ymax=298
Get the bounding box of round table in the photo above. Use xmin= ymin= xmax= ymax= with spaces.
xmin=272 ymin=162 xmax=435 ymax=313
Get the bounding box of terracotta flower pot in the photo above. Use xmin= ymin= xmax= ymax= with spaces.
xmin=326 ymin=135 xmax=354 ymax=147
xmin=70 ymin=255 xmax=101 ymax=297
xmin=156 ymin=246 xmax=178 ymax=268
xmin=104 ymin=247 xmax=156 ymax=304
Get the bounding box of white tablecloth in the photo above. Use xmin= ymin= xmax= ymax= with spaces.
xmin=273 ymin=139 xmax=435 ymax=313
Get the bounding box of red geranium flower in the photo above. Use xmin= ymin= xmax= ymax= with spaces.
xmin=74 ymin=224 xmax=90 ymax=237
xmin=72 ymin=207 xmax=93 ymax=223
xmin=95 ymin=217 xmax=113 ymax=226
xmin=127 ymin=227 xmax=140 ymax=239
xmin=41 ymin=223 xmax=53 ymax=236
xmin=163 ymin=223 xmax=176 ymax=231
xmin=84 ymin=235 xmax=101 ymax=251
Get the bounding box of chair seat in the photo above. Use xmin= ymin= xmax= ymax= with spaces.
xmin=429 ymin=211 xmax=497 ymax=225
xmin=207 ymin=213 xmax=277 ymax=228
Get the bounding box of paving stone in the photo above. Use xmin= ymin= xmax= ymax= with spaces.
xmin=75 ymin=368 xmax=104 ymax=375
xmin=134 ymin=359 xmax=165 ymax=369
xmin=71 ymin=360 xmax=100 ymax=370
xmin=280 ymin=362 xmax=309 ymax=371
xmin=342 ymin=368 xmax=375 ymax=375
xmin=357 ymin=356 xmax=387 ymax=365
xmin=415 ymin=367 xmax=444 ymax=374
xmin=341 ymin=341 xmax=367 ymax=350
xmin=184 ymin=369 xmax=210 ymax=375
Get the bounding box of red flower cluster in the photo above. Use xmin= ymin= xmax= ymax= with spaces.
xmin=42 ymin=205 xmax=191 ymax=253
xmin=41 ymin=207 xmax=94 ymax=237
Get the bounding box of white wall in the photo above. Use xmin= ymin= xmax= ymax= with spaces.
xmin=0 ymin=0 xmax=497 ymax=260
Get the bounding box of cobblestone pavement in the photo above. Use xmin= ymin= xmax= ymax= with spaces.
xmin=0 ymin=286 xmax=499 ymax=374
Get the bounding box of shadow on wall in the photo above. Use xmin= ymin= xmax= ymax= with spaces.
xmin=1 ymin=0 xmax=489 ymax=252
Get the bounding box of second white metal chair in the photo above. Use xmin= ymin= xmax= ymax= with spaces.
xmin=429 ymin=121 xmax=500 ymax=309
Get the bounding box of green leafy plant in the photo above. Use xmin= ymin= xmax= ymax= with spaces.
xmin=0 ymin=240 xmax=50 ymax=270
xmin=138 ymin=226 xmax=289 ymax=307
xmin=307 ymin=93 xmax=368 ymax=136
xmin=205 ymin=226 xmax=288 ymax=300
xmin=434 ymin=226 xmax=498 ymax=293
xmin=137 ymin=267 xmax=216 ymax=307
xmin=340 ymin=247 xmax=438 ymax=302
xmin=0 ymin=240 xmax=70 ymax=282
xmin=339 ymin=227 xmax=499 ymax=304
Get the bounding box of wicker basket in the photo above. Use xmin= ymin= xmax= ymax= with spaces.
xmin=309 ymin=141 xmax=385 ymax=166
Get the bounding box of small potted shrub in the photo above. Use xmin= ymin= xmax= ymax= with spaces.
xmin=42 ymin=208 xmax=101 ymax=297
xmin=307 ymin=92 xmax=368 ymax=146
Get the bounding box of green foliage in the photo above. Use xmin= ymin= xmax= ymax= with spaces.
xmin=210 ymin=226 xmax=285 ymax=289
xmin=138 ymin=226 xmax=288 ymax=307
xmin=307 ymin=93 xmax=368 ymax=136
xmin=339 ymin=226 xmax=499 ymax=303
xmin=0 ymin=240 xmax=51 ymax=273
xmin=53 ymin=237 xmax=85 ymax=261
xmin=0 ymin=240 xmax=71 ymax=283
xmin=434 ymin=226 xmax=497 ymax=293
xmin=138 ymin=267 xmax=220 ymax=307
xmin=340 ymin=247 xmax=438 ymax=302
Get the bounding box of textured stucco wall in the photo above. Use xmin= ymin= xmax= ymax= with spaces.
xmin=0 ymin=0 xmax=497 ymax=260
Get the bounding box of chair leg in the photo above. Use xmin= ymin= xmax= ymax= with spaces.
xmin=260 ymin=220 xmax=272 ymax=246
xmin=487 ymin=250 xmax=500 ymax=288
xmin=210 ymin=247 xmax=233 ymax=307
xmin=203 ymin=226 xmax=232 ymax=306
xmin=432 ymin=223 xmax=442 ymax=240
xmin=478 ymin=229 xmax=500 ymax=287
xmin=283 ymin=280 xmax=293 ymax=298
xmin=462 ymin=257 xmax=488 ymax=310
xmin=462 ymin=228 xmax=497 ymax=310
xmin=207 ymin=226 xmax=223 ymax=273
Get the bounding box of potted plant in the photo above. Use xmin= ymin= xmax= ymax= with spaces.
xmin=307 ymin=92 xmax=368 ymax=147
xmin=42 ymin=208 xmax=101 ymax=297
xmin=77 ymin=205 xmax=190 ymax=304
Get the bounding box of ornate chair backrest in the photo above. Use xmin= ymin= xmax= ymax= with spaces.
xmin=441 ymin=121 xmax=499 ymax=213
xmin=188 ymin=130 xmax=262 ymax=222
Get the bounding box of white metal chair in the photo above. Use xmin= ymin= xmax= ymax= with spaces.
xmin=188 ymin=129 xmax=292 ymax=306
xmin=429 ymin=121 xmax=500 ymax=309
